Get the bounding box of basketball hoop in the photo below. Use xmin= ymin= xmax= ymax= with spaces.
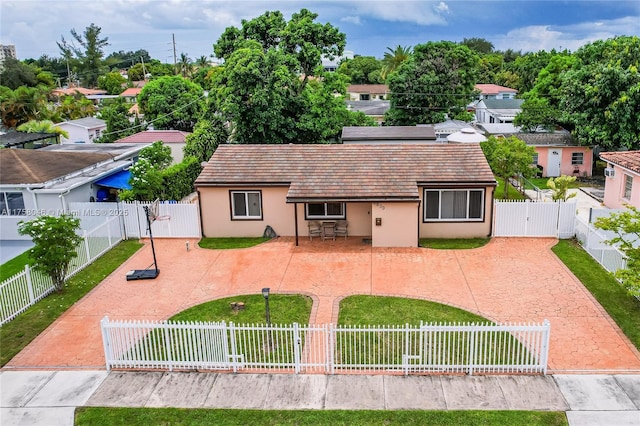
xmin=148 ymin=198 xmax=160 ymax=223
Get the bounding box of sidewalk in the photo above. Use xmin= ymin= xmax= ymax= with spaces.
xmin=1 ymin=370 xmax=639 ymax=425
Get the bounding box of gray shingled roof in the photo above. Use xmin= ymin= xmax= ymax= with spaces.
xmin=196 ymin=144 xmax=496 ymax=201
xmin=341 ymin=126 xmax=436 ymax=141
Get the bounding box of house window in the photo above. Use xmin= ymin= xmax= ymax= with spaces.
xmin=571 ymin=152 xmax=584 ymax=165
xmin=623 ymin=174 xmax=633 ymax=200
xmin=305 ymin=202 xmax=345 ymax=219
xmin=0 ymin=192 xmax=25 ymax=216
xmin=531 ymin=154 xmax=539 ymax=165
xmin=424 ymin=189 xmax=484 ymax=221
xmin=230 ymin=191 xmax=262 ymax=219
xmin=360 ymin=94 xmax=370 ymax=101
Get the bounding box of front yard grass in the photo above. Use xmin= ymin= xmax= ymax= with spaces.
xmin=495 ymin=178 xmax=526 ymax=200
xmin=0 ymin=239 xmax=143 ymax=367
xmin=552 ymin=239 xmax=640 ymax=350
xmin=198 ymin=237 xmax=270 ymax=249
xmin=0 ymin=251 xmax=31 ymax=282
xmin=170 ymin=294 xmax=313 ymax=324
xmin=75 ymin=407 xmax=567 ymax=426
xmin=419 ymin=238 xmax=490 ymax=249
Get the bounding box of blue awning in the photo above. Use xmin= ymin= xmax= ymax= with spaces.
xmin=95 ymin=170 xmax=132 ymax=189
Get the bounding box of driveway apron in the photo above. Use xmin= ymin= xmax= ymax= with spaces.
xmin=5 ymin=237 xmax=640 ymax=373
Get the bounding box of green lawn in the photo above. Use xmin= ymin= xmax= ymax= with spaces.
xmin=0 ymin=251 xmax=31 ymax=282
xmin=75 ymin=407 xmax=567 ymax=426
xmin=0 ymin=239 xmax=143 ymax=367
xmin=419 ymin=238 xmax=490 ymax=249
xmin=198 ymin=237 xmax=270 ymax=249
xmin=495 ymin=178 xmax=526 ymax=200
xmin=552 ymin=239 xmax=640 ymax=350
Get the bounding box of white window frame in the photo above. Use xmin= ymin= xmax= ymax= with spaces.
xmin=305 ymin=202 xmax=346 ymax=220
xmin=623 ymin=174 xmax=633 ymax=200
xmin=531 ymin=153 xmax=539 ymax=165
xmin=0 ymin=192 xmax=26 ymax=216
xmin=230 ymin=190 xmax=262 ymax=220
xmin=423 ymin=189 xmax=485 ymax=222
xmin=571 ymin=152 xmax=584 ymax=165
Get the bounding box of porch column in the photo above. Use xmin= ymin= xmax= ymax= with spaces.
xmin=294 ymin=202 xmax=299 ymax=246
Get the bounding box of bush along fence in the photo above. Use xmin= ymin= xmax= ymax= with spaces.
xmin=101 ymin=318 xmax=551 ymax=376
xmin=0 ymin=216 xmax=123 ymax=325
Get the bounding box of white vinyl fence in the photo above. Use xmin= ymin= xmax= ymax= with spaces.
xmin=493 ymin=200 xmax=576 ymax=238
xmin=101 ymin=317 xmax=551 ymax=375
xmin=0 ymin=216 xmax=123 ymax=325
xmin=575 ymin=216 xmax=627 ymax=274
xmin=69 ymin=201 xmax=201 ymax=239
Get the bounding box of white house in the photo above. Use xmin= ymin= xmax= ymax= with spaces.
xmin=55 ymin=117 xmax=107 ymax=144
xmin=473 ymin=99 xmax=524 ymax=124
xmin=0 ymin=144 xmax=147 ymax=241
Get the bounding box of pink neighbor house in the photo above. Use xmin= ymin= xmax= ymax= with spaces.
xmin=516 ymin=133 xmax=593 ymax=177
xmin=599 ymin=150 xmax=640 ymax=209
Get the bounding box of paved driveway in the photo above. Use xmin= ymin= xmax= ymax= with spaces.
xmin=6 ymin=237 xmax=640 ymax=373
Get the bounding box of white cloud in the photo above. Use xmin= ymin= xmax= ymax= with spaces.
xmin=341 ymin=16 xmax=363 ymax=25
xmin=434 ymin=2 xmax=449 ymax=14
xmin=350 ymin=1 xmax=449 ymax=26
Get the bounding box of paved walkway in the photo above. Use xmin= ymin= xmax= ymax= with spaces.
xmin=5 ymin=237 xmax=640 ymax=372
xmin=1 ymin=370 xmax=639 ymax=425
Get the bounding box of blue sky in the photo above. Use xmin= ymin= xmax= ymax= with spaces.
xmin=2 ymin=1 xmax=639 ymax=61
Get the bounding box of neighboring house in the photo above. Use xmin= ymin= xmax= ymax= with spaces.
xmin=516 ymin=133 xmax=593 ymax=178
xmin=341 ymin=126 xmax=436 ymax=144
xmin=434 ymin=119 xmax=470 ymax=143
xmin=0 ymin=143 xmax=146 ymax=240
xmin=52 ymin=87 xmax=107 ymax=98
xmin=116 ymin=130 xmax=191 ymax=163
xmin=346 ymin=100 xmax=389 ymax=125
xmin=195 ymin=144 xmax=497 ymax=247
xmin=322 ymin=50 xmax=354 ymax=72
xmin=473 ymin=99 xmax=524 ymax=124
xmin=599 ymin=150 xmax=640 ymax=209
xmin=55 ymin=117 xmax=107 ymax=144
xmin=474 ymin=84 xmax=518 ymax=100
xmin=346 ymin=84 xmax=389 ymax=101
xmin=0 ymin=131 xmax=60 ymax=149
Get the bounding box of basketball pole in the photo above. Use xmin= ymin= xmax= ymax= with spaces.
xmin=144 ymin=206 xmax=159 ymax=273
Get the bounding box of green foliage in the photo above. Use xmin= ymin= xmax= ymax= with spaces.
xmin=380 ymin=45 xmax=412 ymax=80
xmin=138 ymin=76 xmax=204 ymax=132
xmin=97 ymin=71 xmax=127 ymax=94
xmin=198 ymin=237 xmax=270 ymax=249
xmin=0 ymin=85 xmax=51 ymax=128
xmin=336 ymin=56 xmax=383 ymax=84
xmin=481 ymin=136 xmax=536 ymax=199
xmin=140 ymin=141 xmax=172 ymax=170
xmin=127 ymin=63 xmax=145 ymax=81
xmin=17 ymin=120 xmax=69 ymax=138
xmin=96 ymin=98 xmax=137 ymax=143
xmin=385 ymin=41 xmax=479 ymax=125
xmin=161 ymin=156 xmax=202 ymax=200
xmin=504 ymin=50 xmax=555 ymax=93
xmin=17 ymin=215 xmax=82 ymax=292
xmin=53 ymin=93 xmax=96 ymax=121
xmin=184 ymin=117 xmax=229 ymax=163
xmin=0 ymin=58 xmax=38 ymax=89
xmin=58 ymin=23 xmax=109 ymax=87
xmin=547 ymin=176 xmax=577 ymax=201
xmin=105 ymin=49 xmax=151 ymax=70
xmin=124 ymin=158 xmax=164 ymax=201
xmin=460 ymin=37 xmax=494 ymax=54
xmin=594 ymin=206 xmax=640 ymax=296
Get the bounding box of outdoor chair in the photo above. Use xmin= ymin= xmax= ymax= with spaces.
xmin=322 ymin=221 xmax=336 ymax=241
xmin=308 ymin=221 xmax=322 ymax=240
xmin=334 ymin=220 xmax=348 ymax=239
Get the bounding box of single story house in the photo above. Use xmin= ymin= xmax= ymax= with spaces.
xmin=474 ymin=84 xmax=518 ymax=100
xmin=599 ymin=150 xmax=640 ymax=209
xmin=341 ymin=126 xmax=436 ymax=144
xmin=0 ymin=144 xmax=146 ymax=240
xmin=116 ymin=130 xmax=190 ymax=163
xmin=346 ymin=100 xmax=389 ymax=125
xmin=55 ymin=117 xmax=107 ymax=144
xmin=346 ymin=84 xmax=390 ymax=101
xmin=195 ymin=144 xmax=497 ymax=247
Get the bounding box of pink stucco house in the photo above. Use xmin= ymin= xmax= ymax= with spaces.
xmin=195 ymin=144 xmax=497 ymax=247
xmin=600 ymin=150 xmax=640 ymax=209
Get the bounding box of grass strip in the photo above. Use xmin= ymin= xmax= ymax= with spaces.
xmin=495 ymin=178 xmax=526 ymax=200
xmin=0 ymin=251 xmax=31 ymax=282
xmin=420 ymin=238 xmax=490 ymax=249
xmin=552 ymin=239 xmax=640 ymax=350
xmin=198 ymin=237 xmax=270 ymax=249
xmin=0 ymin=239 xmax=143 ymax=366
xmin=75 ymin=407 xmax=568 ymax=426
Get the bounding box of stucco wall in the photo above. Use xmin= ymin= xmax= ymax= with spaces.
xmin=418 ymin=186 xmax=494 ymax=238
xmin=371 ymin=202 xmax=419 ymax=247
xmin=536 ymin=146 xmax=593 ymax=177
xmin=603 ymin=167 xmax=640 ymax=209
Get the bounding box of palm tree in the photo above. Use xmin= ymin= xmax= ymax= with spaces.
xmin=195 ymin=55 xmax=210 ymax=69
xmin=177 ymin=53 xmax=194 ymax=78
xmin=17 ymin=120 xmax=69 ymax=139
xmin=381 ymin=45 xmax=412 ymax=80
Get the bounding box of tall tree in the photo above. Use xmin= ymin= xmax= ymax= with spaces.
xmin=138 ymin=76 xmax=204 ymax=132
xmin=385 ymin=41 xmax=479 ymax=125
xmin=0 ymin=58 xmax=38 ymax=89
xmin=96 ymin=98 xmax=138 ymax=143
xmin=460 ymin=37 xmax=494 ymax=54
xmin=57 ymin=23 xmax=109 ymax=87
xmin=177 ymin=53 xmax=193 ymax=78
xmin=337 ymin=56 xmax=383 ymax=84
xmin=17 ymin=120 xmax=69 ymax=139
xmin=184 ymin=116 xmax=229 ymax=164
xmin=53 ymin=93 xmax=96 ymax=121
xmin=481 ymin=136 xmax=536 ymax=199
xmin=97 ymin=71 xmax=127 ymax=94
xmin=380 ymin=45 xmax=412 ymax=80
xmin=0 ymin=85 xmax=51 ymax=128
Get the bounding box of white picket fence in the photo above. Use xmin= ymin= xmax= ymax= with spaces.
xmin=101 ymin=317 xmax=551 ymax=375
xmin=0 ymin=216 xmax=123 ymax=325
xmin=574 ymin=216 xmax=627 ymax=274
xmin=69 ymin=201 xmax=201 ymax=239
xmin=493 ymin=200 xmax=576 ymax=238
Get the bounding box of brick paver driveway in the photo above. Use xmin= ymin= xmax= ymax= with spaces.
xmin=6 ymin=237 xmax=640 ymax=373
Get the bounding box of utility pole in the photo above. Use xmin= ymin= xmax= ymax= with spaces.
xmin=172 ymin=33 xmax=177 ymax=75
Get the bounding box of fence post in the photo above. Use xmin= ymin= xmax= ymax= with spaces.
xmin=540 ymin=320 xmax=551 ymax=375
xmin=107 ymin=217 xmax=113 ymax=246
xmin=293 ymin=323 xmax=301 ymax=374
xmin=83 ymin=230 xmax=91 ymax=262
xmin=403 ymin=323 xmax=411 ymax=376
xmin=328 ymin=324 xmax=334 ymax=375
xmin=101 ymin=316 xmax=112 ymax=371
xmin=468 ymin=323 xmax=477 ymax=376
xmin=163 ymin=323 xmax=173 ymax=372
xmin=24 ymin=264 xmax=35 ymax=304
xmin=229 ymin=322 xmax=238 ymax=373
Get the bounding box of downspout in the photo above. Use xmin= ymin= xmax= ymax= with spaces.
xmin=294 ymin=203 xmax=299 ymax=246
xmin=196 ymin=189 xmax=204 ymax=239
xmin=417 ymin=200 xmax=421 ymax=248
xmin=25 ymin=186 xmax=41 ymax=211
xmin=59 ymin=190 xmax=70 ymax=213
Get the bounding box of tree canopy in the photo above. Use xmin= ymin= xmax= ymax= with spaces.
xmin=138 ymin=76 xmax=204 ymax=132
xmin=58 ymin=23 xmax=109 ymax=87
xmin=481 ymin=136 xmax=536 ymax=199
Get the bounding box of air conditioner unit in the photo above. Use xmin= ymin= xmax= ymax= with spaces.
xmin=604 ymin=168 xmax=615 ymax=177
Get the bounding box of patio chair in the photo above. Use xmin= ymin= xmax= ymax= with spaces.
xmin=334 ymin=220 xmax=348 ymax=239
xmin=308 ymin=221 xmax=322 ymax=241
